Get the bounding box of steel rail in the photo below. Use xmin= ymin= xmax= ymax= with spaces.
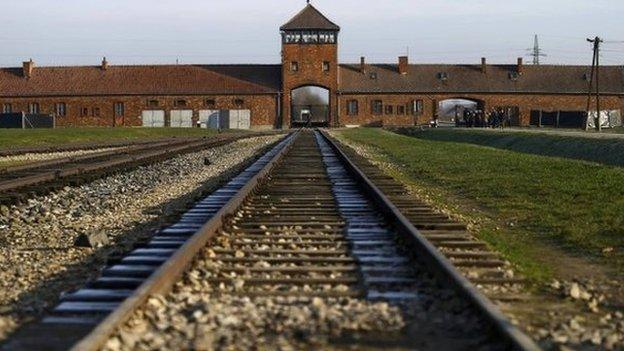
xmin=67 ymin=130 xmax=299 ymax=351
xmin=0 ymin=138 xmax=195 ymax=174
xmin=318 ymin=130 xmax=540 ymax=351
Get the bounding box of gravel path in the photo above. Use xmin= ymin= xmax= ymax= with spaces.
xmin=0 ymin=135 xmax=281 ymax=342
xmin=0 ymin=147 xmax=125 ymax=168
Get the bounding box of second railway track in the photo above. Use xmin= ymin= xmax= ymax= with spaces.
xmin=3 ymin=130 xmax=540 ymax=351
xmin=0 ymin=132 xmax=282 ymax=204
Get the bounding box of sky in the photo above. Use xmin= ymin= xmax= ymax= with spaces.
xmin=0 ymin=0 xmax=623 ymax=67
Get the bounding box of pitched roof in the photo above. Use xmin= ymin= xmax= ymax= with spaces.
xmin=0 ymin=64 xmax=281 ymax=97
xmin=280 ymin=4 xmax=340 ymax=31
xmin=339 ymin=64 xmax=624 ymax=95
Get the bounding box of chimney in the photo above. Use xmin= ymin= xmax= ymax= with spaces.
xmin=360 ymin=56 xmax=366 ymax=73
xmin=398 ymin=56 xmax=409 ymax=75
xmin=517 ymin=57 xmax=524 ymax=74
xmin=23 ymin=59 xmax=34 ymax=79
xmin=481 ymin=57 xmax=487 ymax=74
xmin=101 ymin=57 xmax=109 ymax=70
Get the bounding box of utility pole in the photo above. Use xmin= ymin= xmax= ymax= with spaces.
xmin=585 ymin=36 xmax=603 ymax=132
xmin=528 ymin=34 xmax=546 ymax=65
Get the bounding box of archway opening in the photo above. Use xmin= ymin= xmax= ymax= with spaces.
xmin=291 ymin=86 xmax=330 ymax=127
xmin=438 ymin=99 xmax=482 ymax=126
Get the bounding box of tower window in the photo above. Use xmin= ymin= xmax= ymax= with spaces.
xmin=347 ymin=100 xmax=358 ymax=116
xmin=372 ymin=100 xmax=383 ymax=115
xmin=323 ymin=61 xmax=330 ymax=72
xmin=291 ymin=61 xmax=299 ymax=72
xmin=55 ymin=103 xmax=66 ymax=117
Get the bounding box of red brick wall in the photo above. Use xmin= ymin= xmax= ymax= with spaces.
xmin=338 ymin=93 xmax=623 ymax=127
xmin=0 ymin=94 xmax=278 ymax=129
xmin=282 ymin=43 xmax=339 ymax=127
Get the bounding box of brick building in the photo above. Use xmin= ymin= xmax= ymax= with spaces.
xmin=0 ymin=4 xmax=623 ymax=129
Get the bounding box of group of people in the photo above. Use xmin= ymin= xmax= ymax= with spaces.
xmin=456 ymin=108 xmax=510 ymax=128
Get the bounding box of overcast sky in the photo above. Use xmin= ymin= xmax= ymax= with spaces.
xmin=0 ymin=0 xmax=622 ymax=67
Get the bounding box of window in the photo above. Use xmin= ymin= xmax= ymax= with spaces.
xmin=397 ymin=105 xmax=405 ymax=115
xmin=385 ymin=105 xmax=394 ymax=115
xmin=291 ymin=62 xmax=299 ymax=72
xmin=28 ymin=103 xmax=40 ymax=114
xmin=205 ymin=99 xmax=216 ymax=108
xmin=147 ymin=100 xmax=159 ymax=108
xmin=437 ymin=72 xmax=449 ymax=80
xmin=322 ymin=61 xmax=330 ymax=72
xmin=234 ymin=99 xmax=244 ymax=107
xmin=369 ymin=72 xmax=378 ymax=80
xmin=114 ymin=102 xmax=124 ymax=116
xmin=3 ymin=103 xmax=12 ymax=113
xmin=347 ymin=100 xmax=359 ymax=116
xmin=409 ymin=100 xmax=424 ymax=116
xmin=81 ymin=108 xmax=89 ymax=117
xmin=55 ymin=103 xmax=66 ymax=117
xmin=92 ymin=107 xmax=101 ymax=117
xmin=372 ymin=100 xmax=383 ymax=115
xmin=174 ymin=99 xmax=187 ymax=107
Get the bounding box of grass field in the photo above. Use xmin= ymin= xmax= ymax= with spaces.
xmin=0 ymin=127 xmax=223 ymax=150
xmin=334 ymin=128 xmax=624 ymax=283
xmin=392 ymin=127 xmax=624 ymax=167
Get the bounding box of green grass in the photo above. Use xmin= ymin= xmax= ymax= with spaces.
xmin=0 ymin=127 xmax=223 ymax=150
xmin=392 ymin=127 xmax=624 ymax=167
xmin=335 ymin=128 xmax=624 ymax=283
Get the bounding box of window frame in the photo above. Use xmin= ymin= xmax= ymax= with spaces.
xmin=28 ymin=102 xmax=40 ymax=114
xmin=114 ymin=102 xmax=125 ymax=117
xmin=397 ymin=105 xmax=406 ymax=115
xmin=147 ymin=99 xmax=159 ymax=108
xmin=3 ymin=103 xmax=13 ymax=114
xmin=55 ymin=102 xmax=67 ymax=117
xmin=81 ymin=107 xmax=89 ymax=117
xmin=385 ymin=105 xmax=394 ymax=115
xmin=371 ymin=100 xmax=383 ymax=115
xmin=205 ymin=99 xmax=216 ymax=108
xmin=347 ymin=100 xmax=359 ymax=116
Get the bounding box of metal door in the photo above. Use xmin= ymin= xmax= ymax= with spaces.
xmin=199 ymin=110 xmax=220 ymax=129
xmin=170 ymin=110 xmax=193 ymax=128
xmin=141 ymin=110 xmax=165 ymax=127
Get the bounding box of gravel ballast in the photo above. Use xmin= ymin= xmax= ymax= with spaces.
xmin=0 ymin=147 xmax=124 ymax=168
xmin=0 ymin=135 xmax=282 ymax=342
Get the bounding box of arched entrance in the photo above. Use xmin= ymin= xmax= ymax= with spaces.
xmin=291 ymin=86 xmax=330 ymax=127
xmin=438 ymin=98 xmax=484 ymax=125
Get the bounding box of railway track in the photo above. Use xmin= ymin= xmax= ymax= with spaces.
xmin=3 ymin=130 xmax=540 ymax=351
xmin=0 ymin=132 xmax=282 ymax=204
xmin=325 ymin=133 xmax=529 ymax=301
